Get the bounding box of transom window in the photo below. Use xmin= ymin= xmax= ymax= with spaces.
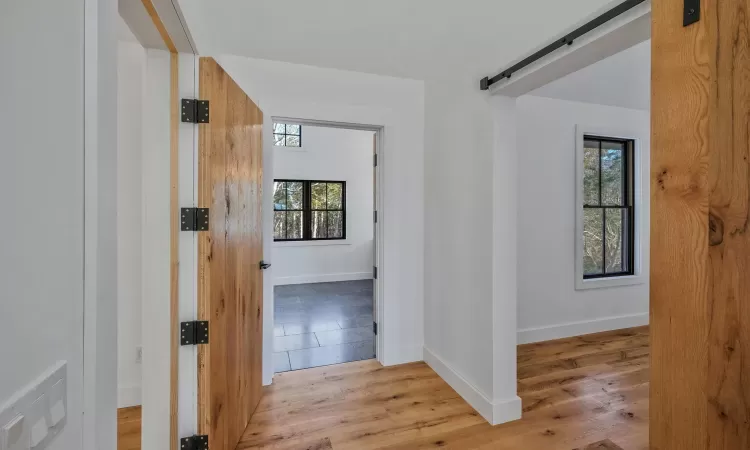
xmin=273 ymin=123 xmax=302 ymax=147
xmin=273 ymin=180 xmax=345 ymax=241
xmin=582 ymin=136 xmax=635 ymax=279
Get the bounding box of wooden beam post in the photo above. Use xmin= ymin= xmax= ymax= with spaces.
xmin=651 ymin=0 xmax=750 ymax=448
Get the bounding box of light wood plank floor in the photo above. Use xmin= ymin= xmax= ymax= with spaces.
xmin=118 ymin=326 xmax=648 ymax=450
xmin=117 ymin=406 xmax=141 ymax=450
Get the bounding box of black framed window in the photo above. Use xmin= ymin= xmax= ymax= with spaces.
xmin=582 ymin=136 xmax=635 ymax=279
xmin=273 ymin=123 xmax=302 ymax=147
xmin=273 ymin=180 xmax=345 ymax=241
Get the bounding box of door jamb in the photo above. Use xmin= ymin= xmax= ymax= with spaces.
xmin=268 ymin=117 xmax=386 ymax=370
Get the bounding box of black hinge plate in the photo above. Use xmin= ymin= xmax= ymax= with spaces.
xmin=373 ymin=322 xmax=378 ymax=335
xmin=683 ymin=0 xmax=700 ymax=26
xmin=181 ymin=99 xmax=210 ymax=123
xmin=373 ymin=154 xmax=378 ymax=167
xmin=181 ymin=208 xmax=209 ymax=231
xmin=373 ymin=266 xmax=378 ymax=279
xmin=180 ymin=435 xmax=208 ymax=450
xmin=374 ymin=210 xmax=377 ymax=223
xmin=181 ymin=321 xmax=209 ymax=346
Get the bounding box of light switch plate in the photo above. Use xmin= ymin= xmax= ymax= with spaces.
xmin=2 ymin=414 xmax=26 ymax=450
xmin=27 ymin=396 xmax=47 ymax=448
xmin=0 ymin=362 xmax=66 ymax=450
xmin=46 ymin=381 xmax=65 ymax=428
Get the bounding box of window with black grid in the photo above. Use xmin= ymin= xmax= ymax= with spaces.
xmin=582 ymin=136 xmax=635 ymax=279
xmin=273 ymin=180 xmax=345 ymax=241
xmin=273 ymin=123 xmax=302 ymax=147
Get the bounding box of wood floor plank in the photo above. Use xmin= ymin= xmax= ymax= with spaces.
xmin=118 ymin=327 xmax=650 ymax=449
xmin=573 ymin=439 xmax=625 ymax=450
xmin=117 ymin=407 xmax=142 ymax=450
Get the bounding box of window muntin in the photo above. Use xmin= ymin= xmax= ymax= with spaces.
xmin=273 ymin=123 xmax=302 ymax=147
xmin=582 ymin=136 xmax=635 ymax=279
xmin=273 ymin=180 xmax=345 ymax=241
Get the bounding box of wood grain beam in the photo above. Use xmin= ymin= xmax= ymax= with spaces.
xmin=651 ymin=0 xmax=750 ymax=448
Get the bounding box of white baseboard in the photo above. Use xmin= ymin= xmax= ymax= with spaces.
xmin=423 ymin=347 xmax=521 ymax=426
xmin=118 ymin=385 xmax=142 ymax=409
xmin=517 ymin=312 xmax=649 ymax=344
xmin=275 ymin=272 xmax=372 ymax=286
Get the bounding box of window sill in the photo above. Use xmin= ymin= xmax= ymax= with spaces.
xmin=575 ymin=274 xmax=645 ymax=291
xmin=274 ymin=239 xmax=350 ymax=248
xmin=274 ymin=145 xmax=306 ymax=152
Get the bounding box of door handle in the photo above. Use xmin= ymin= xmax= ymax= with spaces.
xmin=259 ymin=260 xmax=271 ymax=270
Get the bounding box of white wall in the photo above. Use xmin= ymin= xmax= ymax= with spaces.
xmin=0 ymin=2 xmax=86 ymax=448
xmin=423 ymin=78 xmax=495 ymax=411
xmin=422 ymin=81 xmax=522 ymax=425
xmin=117 ymin=31 xmax=147 ymax=409
xmin=515 ymin=95 xmax=650 ymax=343
xmin=273 ymin=126 xmax=375 ymax=285
xmin=214 ymin=55 xmax=424 ymax=383
xmin=140 ymin=49 xmax=172 ymax=449
xmin=1 ymin=0 xmax=119 ymax=446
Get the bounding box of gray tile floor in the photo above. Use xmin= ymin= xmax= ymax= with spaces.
xmin=274 ymin=280 xmax=375 ymax=372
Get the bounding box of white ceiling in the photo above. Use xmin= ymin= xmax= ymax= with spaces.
xmin=529 ymin=40 xmax=650 ymax=110
xmin=177 ymin=0 xmax=608 ymax=81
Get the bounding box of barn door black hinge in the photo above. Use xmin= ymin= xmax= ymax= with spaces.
xmin=180 ymin=435 xmax=208 ymax=450
xmin=373 ymin=210 xmax=378 ymax=223
xmin=683 ymin=0 xmax=700 ymax=26
xmin=373 ymin=154 xmax=378 ymax=167
xmin=181 ymin=99 xmax=210 ymax=123
xmin=373 ymin=322 xmax=378 ymax=335
xmin=373 ymin=266 xmax=378 ymax=279
xmin=180 ymin=321 xmax=209 ymax=346
xmin=181 ymin=207 xmax=209 ymax=231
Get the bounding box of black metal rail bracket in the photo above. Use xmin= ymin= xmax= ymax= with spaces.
xmin=683 ymin=0 xmax=700 ymax=26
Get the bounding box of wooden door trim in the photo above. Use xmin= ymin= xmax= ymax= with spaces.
xmin=140 ymin=0 xmax=178 ymax=53
xmin=196 ymin=56 xmax=210 ymax=437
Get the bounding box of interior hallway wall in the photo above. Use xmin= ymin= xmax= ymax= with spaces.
xmin=0 ymin=1 xmax=86 ymax=448
xmin=515 ymin=95 xmax=650 ymax=343
xmin=273 ymin=125 xmax=375 ymax=285
xmin=423 ymin=78 xmax=495 ymax=413
xmin=116 ymin=18 xmax=146 ymax=408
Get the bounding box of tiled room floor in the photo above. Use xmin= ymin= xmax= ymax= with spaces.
xmin=273 ymin=279 xmax=375 ymax=372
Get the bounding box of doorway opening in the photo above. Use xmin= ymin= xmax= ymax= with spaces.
xmin=269 ymin=120 xmax=383 ymax=374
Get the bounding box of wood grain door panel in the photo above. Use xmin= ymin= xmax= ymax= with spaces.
xmin=197 ymin=57 xmax=264 ymax=450
xmin=651 ymin=0 xmax=750 ymax=447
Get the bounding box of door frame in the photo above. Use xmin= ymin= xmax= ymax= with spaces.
xmin=267 ymin=117 xmax=386 ymax=374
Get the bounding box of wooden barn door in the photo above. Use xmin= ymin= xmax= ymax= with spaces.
xmin=651 ymin=0 xmax=750 ymax=448
xmin=197 ymin=57 xmax=264 ymax=450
